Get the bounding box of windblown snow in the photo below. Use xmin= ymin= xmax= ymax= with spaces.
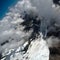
xmin=1 ymin=38 xmax=49 ymax=60
xmin=0 ymin=0 xmax=60 ymax=60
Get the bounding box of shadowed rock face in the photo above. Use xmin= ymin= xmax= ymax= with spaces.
xmin=0 ymin=53 xmax=2 ymax=59
xmin=47 ymin=30 xmax=60 ymax=38
xmin=49 ymin=47 xmax=60 ymax=55
xmin=50 ymin=55 xmax=60 ymax=60
xmin=49 ymin=45 xmax=60 ymax=60
xmin=47 ymin=30 xmax=60 ymax=60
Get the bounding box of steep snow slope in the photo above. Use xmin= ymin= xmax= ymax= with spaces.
xmin=1 ymin=37 xmax=49 ymax=60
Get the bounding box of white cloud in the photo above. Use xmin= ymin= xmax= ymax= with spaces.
xmin=0 ymin=0 xmax=60 ymax=57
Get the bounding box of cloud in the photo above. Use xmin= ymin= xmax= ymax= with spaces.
xmin=0 ymin=0 xmax=34 ymax=52
xmin=0 ymin=0 xmax=60 ymax=52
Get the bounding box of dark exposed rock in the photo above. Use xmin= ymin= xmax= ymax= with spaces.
xmin=21 ymin=11 xmax=41 ymax=40
xmin=1 ymin=40 xmax=9 ymax=46
xmin=47 ymin=30 xmax=60 ymax=38
xmin=0 ymin=53 xmax=2 ymax=59
xmin=53 ymin=0 xmax=60 ymax=6
xmin=49 ymin=47 xmax=60 ymax=55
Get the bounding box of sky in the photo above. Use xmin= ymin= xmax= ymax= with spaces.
xmin=0 ymin=0 xmax=19 ymax=20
